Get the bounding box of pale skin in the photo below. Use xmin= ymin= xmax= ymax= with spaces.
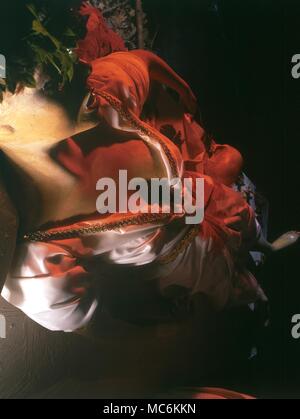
xmin=0 ymin=86 xmax=163 ymax=231
xmin=0 ymin=50 xmax=194 ymax=231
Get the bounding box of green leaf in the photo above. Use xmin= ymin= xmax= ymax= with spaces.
xmin=32 ymin=19 xmax=48 ymax=37
xmin=64 ymin=28 xmax=76 ymax=38
xmin=26 ymin=2 xmax=78 ymax=87
xmin=27 ymin=4 xmax=39 ymax=20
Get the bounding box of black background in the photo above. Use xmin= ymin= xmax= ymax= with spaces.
xmin=0 ymin=0 xmax=299 ymax=400
xmin=144 ymin=0 xmax=300 ymax=398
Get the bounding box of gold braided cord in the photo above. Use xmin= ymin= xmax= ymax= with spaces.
xmin=23 ymin=91 xmax=199 ymax=262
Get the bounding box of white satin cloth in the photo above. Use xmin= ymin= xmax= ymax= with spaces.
xmin=1 ymin=218 xmax=261 ymax=332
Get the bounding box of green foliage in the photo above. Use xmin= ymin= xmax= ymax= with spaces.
xmin=27 ymin=4 xmax=76 ymax=86
xmin=0 ymin=1 xmax=84 ymax=100
xmin=0 ymin=0 xmax=149 ymax=101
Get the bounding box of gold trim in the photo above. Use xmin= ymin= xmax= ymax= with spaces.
xmin=23 ymin=213 xmax=172 ymax=242
xmin=158 ymin=225 xmax=199 ymax=265
xmin=96 ymin=90 xmax=180 ymax=179
xmin=24 ymin=218 xmax=199 ymax=265
xmin=23 ymin=90 xmax=196 ymax=262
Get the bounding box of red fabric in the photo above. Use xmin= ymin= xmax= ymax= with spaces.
xmin=56 ymin=50 xmax=256 ymax=263
xmin=76 ymin=2 xmax=127 ymax=64
xmin=75 ymin=5 xmax=242 ymax=187
xmin=182 ymin=387 xmax=255 ymax=399
xmin=86 ymin=52 xmax=151 ymax=116
xmin=182 ymin=170 xmax=257 ymax=254
xmin=144 ymin=83 xmax=252 ymax=252
xmin=145 ymin=85 xmax=243 ymax=187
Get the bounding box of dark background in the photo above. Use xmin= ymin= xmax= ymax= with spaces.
xmin=144 ymin=0 xmax=300 ymax=398
xmin=0 ymin=0 xmax=299 ymax=399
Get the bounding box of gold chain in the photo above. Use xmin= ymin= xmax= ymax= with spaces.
xmin=23 ymin=90 xmax=197 ymax=262
xmin=96 ymin=90 xmax=180 ymax=179
xmin=158 ymin=225 xmax=199 ymax=265
xmin=23 ymin=213 xmax=172 ymax=242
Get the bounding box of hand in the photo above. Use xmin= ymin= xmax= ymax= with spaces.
xmin=271 ymin=231 xmax=300 ymax=252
